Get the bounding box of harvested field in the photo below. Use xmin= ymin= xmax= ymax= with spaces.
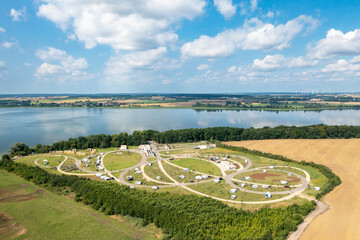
xmin=225 ymin=139 xmax=360 ymax=240
xmin=0 ymin=212 xmax=26 ymax=239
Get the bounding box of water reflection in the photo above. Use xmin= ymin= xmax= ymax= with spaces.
xmin=1 ymin=108 xmax=360 ymax=154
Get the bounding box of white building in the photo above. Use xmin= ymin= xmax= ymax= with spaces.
xmin=231 ymin=195 xmax=237 ymax=200
xmin=179 ymin=175 xmax=185 ymax=179
xmin=262 ymin=185 xmax=269 ymax=189
xmin=152 ymin=186 xmax=159 ymax=190
xmin=221 ymin=161 xmax=236 ymax=171
xmin=252 ymin=185 xmax=259 ymax=189
xmin=96 ymin=173 xmax=102 ymax=177
xmin=240 ymin=183 xmax=246 ymax=188
xmin=156 ymin=176 xmax=162 ymax=180
xmin=98 ymin=166 xmax=104 ymax=171
xmin=244 ymin=176 xmax=251 ymax=180
xmin=139 ymin=145 xmax=155 ymax=157
xmin=126 ymin=176 xmax=134 ymax=181
xmin=148 ymin=162 xmax=152 ymax=166
xmin=214 ymin=179 xmax=220 ymax=183
xmin=120 ymin=145 xmax=127 ymax=150
xmin=134 ymin=181 xmax=142 ymax=185
xmin=263 ymin=169 xmax=267 ymax=173
xmin=135 ymin=170 xmax=142 ymax=174
xmin=280 ymin=180 xmax=288 ymax=185
xmin=184 ymin=168 xmax=190 ymax=172
xmin=314 ymin=187 xmax=321 ymax=191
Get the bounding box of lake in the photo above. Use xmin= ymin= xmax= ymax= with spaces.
xmin=1 ymin=108 xmax=360 ymax=154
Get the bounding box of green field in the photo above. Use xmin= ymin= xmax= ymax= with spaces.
xmin=162 ymin=161 xmax=209 ymax=183
xmin=37 ymin=156 xmax=65 ymax=168
xmin=234 ymin=170 xmax=301 ymax=186
xmin=171 ymin=158 xmax=222 ymax=176
xmin=0 ymin=170 xmax=160 ymax=240
xmin=104 ymin=151 xmax=142 ymax=171
xmin=144 ymin=162 xmax=173 ymax=183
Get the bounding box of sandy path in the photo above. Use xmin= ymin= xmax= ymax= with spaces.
xmin=226 ymin=139 xmax=360 ymax=240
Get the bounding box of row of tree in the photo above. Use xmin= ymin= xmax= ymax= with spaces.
xmin=8 ymin=125 xmax=360 ymax=157
xmin=0 ymin=158 xmax=316 ymax=239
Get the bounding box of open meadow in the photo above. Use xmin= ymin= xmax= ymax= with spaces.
xmin=0 ymin=170 xmax=160 ymax=240
xmin=225 ymin=139 xmax=360 ymax=240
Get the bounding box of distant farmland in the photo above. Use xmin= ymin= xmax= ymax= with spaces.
xmin=225 ymin=139 xmax=360 ymax=240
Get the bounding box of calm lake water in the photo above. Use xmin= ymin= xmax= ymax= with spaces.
xmin=1 ymin=108 xmax=360 ymax=154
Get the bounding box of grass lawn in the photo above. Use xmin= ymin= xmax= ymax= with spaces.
xmin=38 ymin=156 xmax=65 ymax=168
xmin=171 ymin=158 xmax=221 ymax=176
xmin=162 ymin=161 xmax=209 ymax=183
xmin=16 ymin=155 xmax=46 ymax=166
xmin=234 ymin=170 xmax=301 ymax=186
xmin=144 ymin=162 xmax=173 ymax=183
xmin=0 ymin=170 xmax=160 ymax=240
xmin=104 ymin=151 xmax=142 ymax=171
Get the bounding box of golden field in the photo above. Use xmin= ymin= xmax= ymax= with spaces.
xmin=225 ymin=139 xmax=360 ymax=240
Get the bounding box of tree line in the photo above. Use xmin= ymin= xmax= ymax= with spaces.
xmin=0 ymin=158 xmax=316 ymax=240
xmin=7 ymin=125 xmax=360 ymax=157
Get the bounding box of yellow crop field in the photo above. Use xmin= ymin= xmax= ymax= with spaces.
xmin=225 ymin=139 xmax=360 ymax=240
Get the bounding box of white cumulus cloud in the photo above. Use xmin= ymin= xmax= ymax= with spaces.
xmin=2 ymin=42 xmax=15 ymax=49
xmin=181 ymin=15 xmax=319 ymax=58
xmin=0 ymin=27 xmax=5 ymax=32
xmin=10 ymin=6 xmax=27 ymax=21
xmin=105 ymin=47 xmax=180 ymax=82
xmin=35 ymin=47 xmax=93 ymax=81
xmin=321 ymin=57 xmax=360 ymax=73
xmin=37 ymin=0 xmax=206 ymax=50
xmin=197 ymin=64 xmax=209 ymax=70
xmin=252 ymin=54 xmax=318 ymax=70
xmin=250 ymin=0 xmax=258 ymax=12
xmin=308 ymin=28 xmax=360 ymax=59
xmin=214 ymin=0 xmax=236 ymax=19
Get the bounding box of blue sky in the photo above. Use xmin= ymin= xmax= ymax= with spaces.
xmin=1 ymin=0 xmax=360 ymax=94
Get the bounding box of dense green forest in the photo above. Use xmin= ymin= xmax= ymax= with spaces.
xmin=7 ymin=125 xmax=360 ymax=157
xmin=0 ymin=158 xmax=316 ymax=240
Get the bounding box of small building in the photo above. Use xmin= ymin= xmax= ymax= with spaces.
xmin=270 ymin=165 xmax=274 ymax=169
xmin=263 ymin=169 xmax=267 ymax=173
xmin=156 ymin=176 xmax=162 ymax=180
xmin=126 ymin=176 xmax=134 ymax=181
xmin=179 ymin=175 xmax=185 ymax=179
xmin=98 ymin=166 xmax=104 ymax=171
xmin=201 ymin=175 xmax=209 ymax=179
xmin=280 ymin=180 xmax=288 ymax=185
xmin=314 ymin=187 xmax=321 ymax=191
xmin=240 ymin=183 xmax=246 ymax=188
xmin=130 ymin=186 xmax=135 ymax=189
xmin=214 ymin=179 xmax=220 ymax=183
xmin=135 ymin=170 xmax=142 ymax=174
xmin=184 ymin=168 xmax=190 ymax=172
xmin=245 ymin=159 xmax=248 ymax=164
xmin=244 ymin=176 xmax=251 ymax=180
xmin=231 ymin=195 xmax=237 ymax=200
xmin=152 ymin=186 xmax=159 ymax=190
xmin=252 ymin=185 xmax=259 ymax=189
xmin=135 ymin=168 xmax=140 ymax=171
xmin=264 ymin=192 xmax=272 ymax=198
xmin=148 ymin=162 xmax=152 ymax=166
xmin=120 ymin=145 xmax=127 ymax=150
xmin=262 ymin=185 xmax=269 ymax=189
xmin=134 ymin=181 xmax=142 ymax=185
xmin=96 ymin=173 xmax=102 ymax=177
xmin=104 ymin=177 xmax=111 ymax=181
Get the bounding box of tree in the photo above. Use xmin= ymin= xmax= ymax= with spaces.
xmin=1 ymin=154 xmax=10 ymax=161
xmin=9 ymin=142 xmax=31 ymax=157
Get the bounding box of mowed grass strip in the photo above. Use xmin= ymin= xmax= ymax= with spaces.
xmin=144 ymin=162 xmax=173 ymax=183
xmin=0 ymin=170 xmax=159 ymax=240
xmin=172 ymin=158 xmax=221 ymax=176
xmin=104 ymin=151 xmax=142 ymax=171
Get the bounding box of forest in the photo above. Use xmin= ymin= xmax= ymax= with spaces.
xmin=7 ymin=124 xmax=360 ymax=158
xmin=0 ymin=158 xmax=316 ymax=240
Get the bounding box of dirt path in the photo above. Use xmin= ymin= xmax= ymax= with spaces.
xmin=226 ymin=139 xmax=360 ymax=240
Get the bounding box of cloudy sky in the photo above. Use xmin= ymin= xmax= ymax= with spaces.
xmin=1 ymin=0 xmax=360 ymax=94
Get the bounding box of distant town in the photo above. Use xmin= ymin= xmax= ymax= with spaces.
xmin=1 ymin=93 xmax=360 ymax=111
